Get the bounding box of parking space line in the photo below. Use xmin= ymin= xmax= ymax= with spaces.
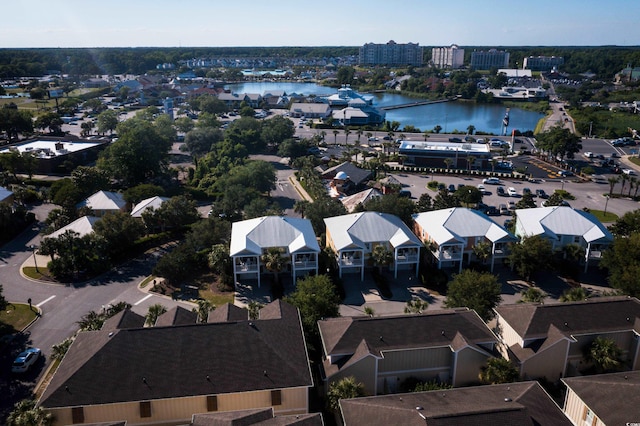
xmin=134 ymin=294 xmax=153 ymax=306
xmin=36 ymin=295 xmax=56 ymax=307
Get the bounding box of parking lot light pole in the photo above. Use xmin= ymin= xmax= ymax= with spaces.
xmin=561 ymin=180 xmax=565 ymax=191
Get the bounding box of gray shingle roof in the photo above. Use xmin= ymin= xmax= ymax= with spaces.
xmin=340 ymin=382 xmax=572 ymax=426
xmin=495 ymin=296 xmax=640 ymax=339
xmin=191 ymin=408 xmax=323 ymax=426
xmin=562 ymin=371 xmax=640 ymax=425
xmin=39 ymin=301 xmax=312 ymax=408
xmin=319 ymin=309 xmax=497 ymax=358
xmin=155 ymin=306 xmax=198 ymax=326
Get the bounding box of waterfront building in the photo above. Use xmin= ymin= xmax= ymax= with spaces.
xmin=398 ymin=140 xmax=491 ymax=169
xmin=470 ymin=49 xmax=510 ymax=70
xmin=431 ymin=44 xmax=465 ymax=69
xmin=359 ymin=40 xmax=423 ymax=66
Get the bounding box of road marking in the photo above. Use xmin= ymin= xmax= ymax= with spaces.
xmin=134 ymin=294 xmax=153 ymax=306
xmin=36 ymin=295 xmax=56 ymax=307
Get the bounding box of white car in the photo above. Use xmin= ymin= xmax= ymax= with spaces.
xmin=623 ymin=169 xmax=637 ymax=176
xmin=507 ymin=187 xmax=518 ymax=197
xmin=477 ymin=184 xmax=486 ymax=193
xmin=482 ymin=177 xmax=501 ymax=185
xmin=12 ymin=348 xmax=41 ymax=373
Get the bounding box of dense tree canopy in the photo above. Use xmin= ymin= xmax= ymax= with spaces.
xmin=443 ymin=269 xmax=502 ymax=321
xmin=600 ymin=232 xmax=640 ymax=298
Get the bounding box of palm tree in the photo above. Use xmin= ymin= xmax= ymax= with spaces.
xmin=607 ymin=176 xmax=620 ymax=196
xmin=433 ymin=125 xmax=442 ymax=134
xmin=363 ymin=306 xmax=375 ymax=317
xmin=585 ymin=336 xmax=623 ymax=373
xmin=490 ymin=158 xmax=498 ymax=172
xmin=320 ymin=130 xmax=326 ymax=142
xmin=192 ymin=299 xmax=215 ymax=323
xmin=371 ymin=244 xmax=393 ymax=274
xmin=356 ymin=129 xmax=363 ymax=144
xmin=478 ymin=358 xmax=520 ymax=384
xmin=620 ymin=173 xmax=629 ymax=195
xmin=293 ymin=200 xmax=310 ymax=218
xmin=472 ymin=241 xmax=491 ymax=264
xmin=365 ymin=132 xmax=372 ymax=142
xmin=261 ymin=247 xmax=287 ymax=285
xmin=404 ymin=298 xmax=429 ymax=314
xmin=327 ymin=376 xmax=366 ymax=412
xmin=145 ymin=303 xmax=167 ymax=326
xmin=344 ymin=128 xmax=351 ymax=145
xmin=466 ymin=155 xmax=476 ymax=171
xmin=423 ymin=131 xmax=430 ymax=141
xmin=444 ymin=158 xmax=453 ymax=170
xmin=332 ymin=130 xmax=339 ymax=146
xmin=7 ymin=399 xmax=53 ymax=426
xmin=467 ymin=124 xmax=475 ymax=135
xmin=248 ymin=301 xmax=264 ymax=320
xmin=628 ymin=176 xmax=637 ymax=197
xmin=559 ymin=286 xmax=588 ymax=302
xmin=77 ymin=310 xmax=104 ymax=331
xmin=518 ymin=287 xmax=546 ymax=304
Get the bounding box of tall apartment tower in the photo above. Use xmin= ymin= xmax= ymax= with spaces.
xmin=431 ymin=44 xmax=465 ymax=69
xmin=359 ymin=40 xmax=423 ymax=66
xmin=470 ymin=49 xmax=510 ymax=70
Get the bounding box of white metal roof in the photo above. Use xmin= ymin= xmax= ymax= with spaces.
xmin=77 ymin=190 xmax=126 ymax=212
xmin=515 ymin=206 xmax=613 ymax=243
xmin=47 ymin=216 xmax=100 ymax=239
xmin=230 ymin=216 xmax=320 ymax=257
xmin=324 ymin=212 xmax=421 ymax=251
xmin=413 ymin=208 xmax=516 ymax=245
xmin=0 ymin=186 xmax=13 ymax=202
xmin=130 ymin=196 xmax=169 ymax=217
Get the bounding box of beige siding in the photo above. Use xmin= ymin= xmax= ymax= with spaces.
xmin=327 ymin=356 xmax=377 ymax=396
xmin=495 ymin=315 xmax=523 ymax=349
xmin=453 ymin=348 xmax=489 ymax=387
xmin=378 ymin=347 xmax=451 ymax=373
xmin=563 ymin=389 xmax=603 ymax=426
xmin=46 ymin=387 xmax=309 ymax=426
xmin=521 ymin=340 xmax=569 ymax=381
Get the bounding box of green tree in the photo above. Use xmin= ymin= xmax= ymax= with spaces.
xmin=607 ymin=176 xmax=620 ymax=196
xmin=51 ymin=337 xmax=74 ymax=361
xmin=192 ymin=299 xmax=215 ymax=324
xmin=518 ymin=287 xmax=546 ymax=304
xmin=77 ymin=310 xmax=105 ymax=331
xmin=145 ymin=303 xmax=167 ymax=327
xmin=515 ymin=193 xmax=537 ymax=209
xmin=544 ymin=191 xmax=566 ymax=207
xmin=600 ymin=233 xmax=640 ymax=297
xmin=96 ymin=109 xmax=119 ymax=135
xmin=433 ymin=188 xmax=461 ymax=210
xmin=361 ymin=193 xmax=416 ymax=226
xmin=92 ymin=211 xmax=145 ymax=259
xmin=248 ymin=301 xmax=264 ymax=320
xmin=479 ymin=358 xmax=520 ymax=384
xmin=261 ymin=247 xmax=287 ymax=286
xmin=444 ymin=269 xmax=501 ymax=321
xmin=404 ymin=298 xmax=429 ymax=314
xmin=472 ymin=240 xmax=492 ymax=265
xmin=455 ymin=186 xmax=483 ymax=208
xmin=123 ymin=183 xmax=165 ymax=206
xmin=0 ymin=284 xmax=8 ymax=311
xmin=327 ymin=376 xmax=366 ymax=412
xmin=6 ymin=399 xmax=53 ymax=426
xmin=183 ymin=127 xmax=224 ymax=158
xmin=608 ymin=209 xmax=640 ymax=237
xmin=285 ymin=274 xmax=340 ymax=340
xmin=536 ymin=125 xmax=582 ymax=161
xmin=585 ymin=336 xmax=623 ymax=373
xmin=371 ymin=244 xmax=393 ymax=274
xmin=0 ymin=107 xmax=33 ymax=141
xmin=559 ymin=287 xmax=588 ymax=302
xmin=208 ymin=244 xmax=231 ymax=276
xmin=508 ymin=236 xmax=554 ymax=281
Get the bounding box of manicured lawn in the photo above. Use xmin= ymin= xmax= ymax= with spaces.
xmin=0 ymin=303 xmax=38 ymax=336
xmin=22 ymin=266 xmax=54 ymax=281
xmin=199 ymin=288 xmax=234 ymax=307
xmin=589 ymin=209 xmax=619 ymax=223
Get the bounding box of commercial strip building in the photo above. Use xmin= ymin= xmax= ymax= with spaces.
xmin=398 ymin=140 xmax=492 ymax=169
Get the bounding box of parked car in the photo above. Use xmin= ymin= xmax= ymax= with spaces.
xmin=508 ymin=200 xmax=516 ymax=210
xmin=448 ymin=137 xmax=462 ymax=143
xmin=448 ymin=184 xmax=456 ymax=193
xmin=507 ymin=187 xmax=518 ymax=197
xmin=535 ymin=189 xmax=548 ymax=199
xmin=623 ymin=169 xmax=637 ymax=176
xmin=522 ymin=187 xmax=532 ymax=196
xmin=486 ymin=206 xmax=500 ymax=216
xmin=499 ymin=204 xmax=509 ymax=215
xmin=482 ymin=177 xmax=501 ymax=185
xmin=477 ymin=184 xmax=486 ymax=194
xmin=496 ymin=186 xmax=506 ymax=196
xmin=503 ymin=219 xmax=513 ymax=228
xmin=398 ymin=189 xmax=411 ymax=198
xmin=12 ymin=348 xmax=41 ymax=373
xmin=610 ymin=152 xmax=620 ymax=158
xmin=558 ymin=170 xmax=574 ymax=177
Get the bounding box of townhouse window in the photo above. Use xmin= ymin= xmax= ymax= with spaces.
xmin=207 ymin=395 xmax=218 ymax=411
xmin=71 ymin=407 xmax=84 ymax=424
xmin=583 ymin=407 xmax=594 ymax=425
xmin=271 ymin=389 xmax=282 ymax=406
xmin=140 ymin=401 xmax=151 ymax=418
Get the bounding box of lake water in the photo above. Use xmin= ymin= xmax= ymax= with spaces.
xmin=225 ymin=82 xmax=544 ymax=135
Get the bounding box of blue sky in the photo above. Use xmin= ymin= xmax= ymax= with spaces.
xmin=1 ymin=0 xmax=638 ymax=48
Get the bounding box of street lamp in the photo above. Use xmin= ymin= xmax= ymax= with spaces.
xmin=30 ymin=244 xmax=39 ymax=273
xmin=561 ymin=180 xmax=565 ymax=192
xmin=604 ymin=194 xmax=610 ymax=217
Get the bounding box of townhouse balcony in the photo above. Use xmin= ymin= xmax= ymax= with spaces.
xmin=236 ymin=262 xmax=259 ymax=273
xmin=294 ymin=260 xmax=318 ymax=269
xmin=396 ymin=254 xmax=419 ymax=263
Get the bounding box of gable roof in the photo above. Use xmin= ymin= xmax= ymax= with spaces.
xmin=208 ymin=303 xmax=249 ymax=323
xmin=0 ymin=186 xmax=13 ymax=202
xmin=77 ymin=190 xmax=126 ymax=212
xmin=47 ymin=215 xmax=100 ymax=239
xmin=130 ymin=196 xmax=169 ymax=217
xmin=494 ymin=296 xmax=640 ymax=339
xmin=414 ymin=207 xmax=517 ymax=245
xmin=230 ymin=216 xmax=320 ymax=257
xmin=324 ymin=212 xmax=421 ymax=252
xmin=515 ymin=206 xmax=613 ymax=243
xmin=101 ymin=309 xmax=145 ymax=331
xmin=340 ymin=381 xmax=572 ymax=426
xmin=319 ymin=309 xmax=496 ymax=359
xmin=39 ymin=300 xmax=312 ymax=408
xmin=340 ymin=188 xmax=382 ymax=213
xmin=155 ymin=306 xmax=198 ymax=327
xmin=562 ymin=371 xmax=640 ymax=426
